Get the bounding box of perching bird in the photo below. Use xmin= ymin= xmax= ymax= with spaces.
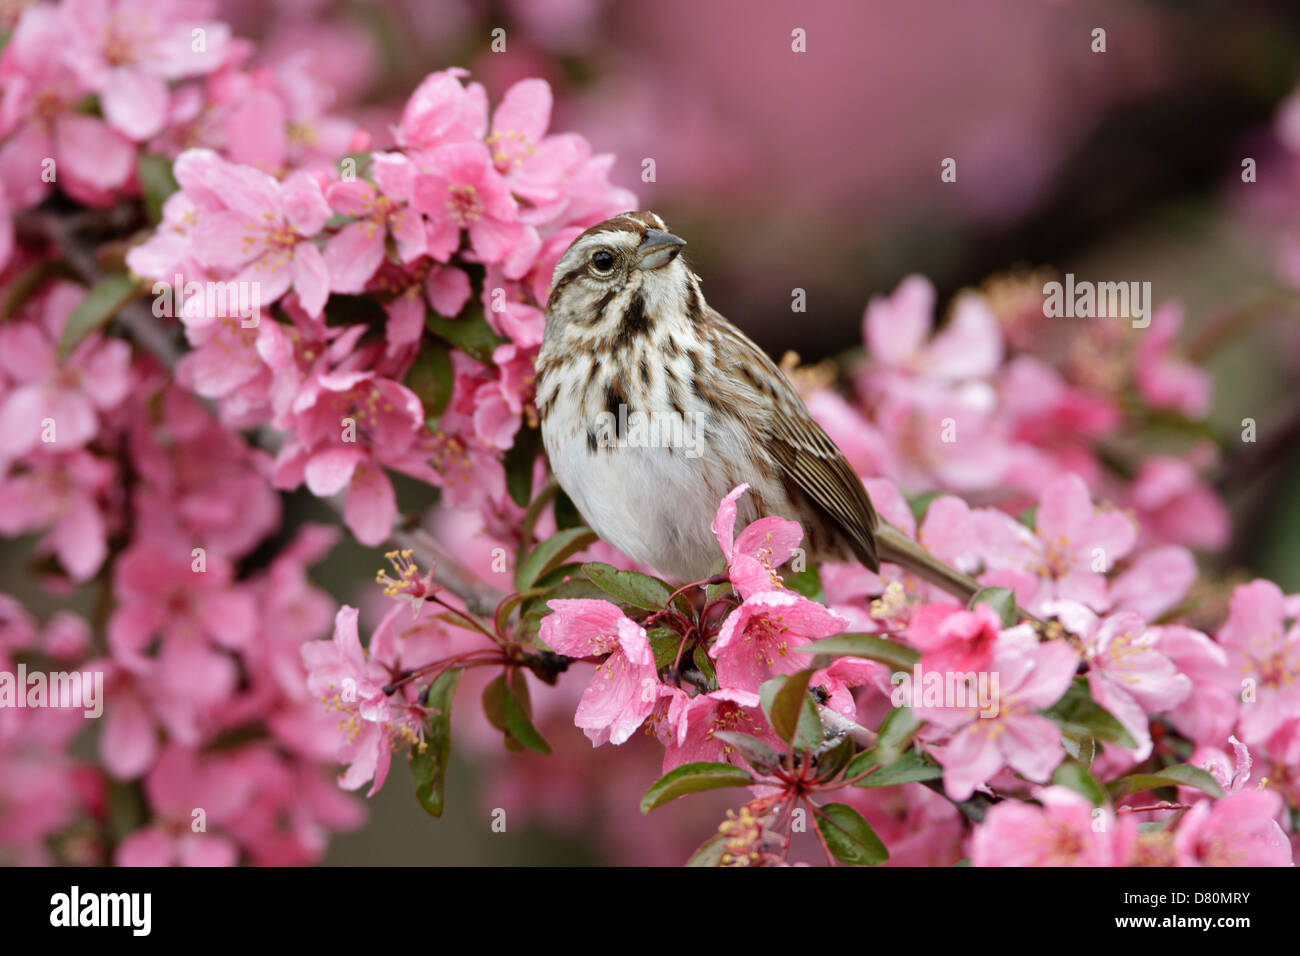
xmin=535 ymin=211 xmax=979 ymax=600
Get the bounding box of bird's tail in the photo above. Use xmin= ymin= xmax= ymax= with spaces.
xmin=874 ymin=523 xmax=982 ymax=604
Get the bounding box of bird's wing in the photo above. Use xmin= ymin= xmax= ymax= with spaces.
xmin=710 ymin=317 xmax=880 ymax=571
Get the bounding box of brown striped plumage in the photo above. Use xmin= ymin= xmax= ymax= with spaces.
xmin=535 ymin=211 xmax=884 ymax=583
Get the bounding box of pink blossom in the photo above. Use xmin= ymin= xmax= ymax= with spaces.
xmin=300 ymin=606 xmax=425 ymax=795
xmin=1215 ymin=579 xmax=1300 ymax=744
xmin=177 ymin=148 xmax=332 ymax=316
xmin=412 ymin=140 xmax=523 ymax=263
xmin=971 ymin=787 xmax=1134 ymax=866
xmin=838 ymin=782 xmax=964 ymax=866
xmin=710 ymin=590 xmax=846 ymax=692
xmin=0 ymin=185 xmax=12 ymax=271
xmin=487 ymin=78 xmax=592 ymax=218
xmin=1109 ymin=545 xmax=1198 ymax=621
xmin=1154 ymin=624 xmax=1238 ymax=747
xmin=1257 ymin=720 xmax=1300 ymax=810
xmin=126 ymin=385 xmax=281 ymax=559
xmin=1190 ymin=736 xmax=1255 ymax=796
xmin=1136 ymin=302 xmax=1211 ymax=419
xmin=218 ymin=745 xmax=364 ymax=866
xmin=0 ymin=281 xmax=132 ymax=461
xmin=862 ymin=276 xmax=1002 ymax=382
xmin=40 ymin=611 xmax=90 ymax=661
xmin=61 ymin=0 xmax=230 ymax=141
xmin=107 ymin=542 xmax=255 ymax=705
xmin=1129 ymin=455 xmax=1229 ymax=551
xmin=1046 ymin=601 xmax=1191 ymax=761
xmin=539 ymin=599 xmax=658 ymax=746
xmin=0 ymin=748 xmax=81 ymax=864
xmin=0 ymin=4 xmax=135 ymax=207
xmin=480 ymin=271 xmax=546 ymax=343
xmin=396 ymin=68 xmax=488 ymax=152
xmin=98 ymin=664 xmax=162 ymax=780
xmin=662 ymin=688 xmax=781 ymax=772
xmin=906 ymin=602 xmax=1001 ymax=675
xmin=215 ymin=54 xmax=366 ymax=174
xmin=271 ymin=369 xmax=434 ymax=545
xmin=1172 ymin=789 xmax=1293 ymax=866
xmin=917 ymin=625 xmax=1079 ymax=801
xmin=712 ymin=483 xmax=804 ymax=598
xmin=972 ymin=473 xmax=1136 ymax=613
xmin=0 ymin=450 xmax=114 ymax=581
xmin=373 ymin=259 xmax=472 ymax=357
xmin=115 ymin=746 xmax=250 ymax=867
xmin=322 ymin=152 xmax=426 ymax=293
xmin=996 ymin=356 xmax=1117 ymax=491
xmin=872 ymin=383 xmax=1012 ymax=492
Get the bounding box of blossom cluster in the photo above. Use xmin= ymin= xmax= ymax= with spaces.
xmin=3 ymin=0 xmax=1300 ymax=869
xmin=0 ymin=0 xmax=630 ymax=865
xmin=296 ymin=263 xmax=1295 ymax=866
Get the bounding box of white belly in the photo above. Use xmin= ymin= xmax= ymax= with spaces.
xmin=541 ymin=404 xmax=740 ymax=582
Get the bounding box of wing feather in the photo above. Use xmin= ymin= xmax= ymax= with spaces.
xmin=709 ymin=317 xmax=880 ymax=570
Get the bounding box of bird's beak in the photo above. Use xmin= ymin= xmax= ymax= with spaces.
xmin=636 ymin=228 xmax=686 ymax=270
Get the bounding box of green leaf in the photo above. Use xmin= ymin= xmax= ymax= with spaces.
xmin=907 ymin=491 xmax=941 ymax=523
xmin=481 ymin=673 xmax=551 ymax=754
xmin=759 ymin=673 xmax=822 ymax=753
xmin=1061 ymin=733 xmax=1097 ymax=766
xmin=783 ymin=563 xmax=824 ymax=601
xmin=796 ymin=633 xmax=919 ymax=671
xmin=1045 ymin=679 xmax=1137 ymax=749
xmin=2 ymin=259 xmax=75 ymax=320
xmin=581 ymin=562 xmax=675 ymax=611
xmin=411 ymin=669 xmax=461 ymax=817
xmin=531 ymin=562 xmax=584 ymax=589
xmin=494 ymin=587 xmax=544 ymax=638
xmin=815 ymin=803 xmax=889 ymax=865
xmin=57 ymin=274 xmax=139 ymax=359
xmin=713 ymin=732 xmax=781 ymax=774
xmin=105 ymin=778 xmax=149 ymax=842
xmin=969 ymin=586 xmax=1017 ymax=627
xmin=814 ymin=734 xmax=856 ymax=782
xmin=1107 ymin=764 xmax=1225 ymax=800
xmin=648 ymin=627 xmax=684 ymax=670
xmin=503 ymin=423 xmax=540 ymax=507
xmin=766 ymin=669 xmax=815 ymax=745
xmin=1052 ymin=759 xmax=1107 ymax=806
xmin=481 ymin=673 xmax=508 ymax=732
xmin=684 ymin=830 xmax=730 ymax=867
xmin=640 ymin=762 xmax=754 ymax=814
xmin=338 ymin=151 xmax=372 ymax=181
xmin=517 ymin=575 xmax=611 ymax=641
xmin=849 ymin=748 xmax=943 ymax=788
xmin=426 ymin=307 xmax=501 ymax=364
xmin=501 ymin=671 xmax=550 ymax=754
xmin=137 ymin=153 xmax=179 ymax=223
xmin=875 ymin=706 xmax=921 ymax=757
xmin=515 ymin=527 xmax=598 ymax=590
xmin=692 ymin=644 xmax=717 ymax=688
xmin=403 ymin=342 xmax=454 ymax=424
xmin=553 ymin=490 xmax=582 ymax=530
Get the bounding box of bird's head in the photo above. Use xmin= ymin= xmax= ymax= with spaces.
xmin=545 ymin=211 xmax=695 ymax=338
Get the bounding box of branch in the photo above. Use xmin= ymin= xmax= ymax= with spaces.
xmin=817 ymin=705 xmax=876 ymax=749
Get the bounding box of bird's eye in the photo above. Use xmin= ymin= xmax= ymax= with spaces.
xmin=590 ymin=250 xmax=616 ymax=274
